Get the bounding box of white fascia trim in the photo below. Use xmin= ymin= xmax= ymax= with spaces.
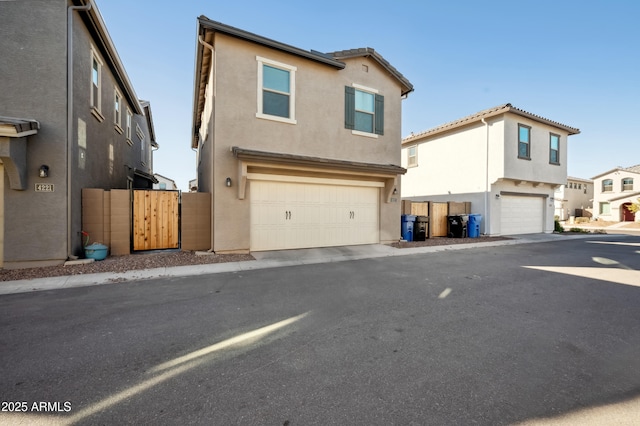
xmin=352 ymin=83 xmax=378 ymax=94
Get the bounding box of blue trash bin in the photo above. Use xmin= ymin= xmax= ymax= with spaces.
xmin=401 ymin=214 xmax=416 ymax=241
xmin=468 ymin=214 xmax=482 ymax=238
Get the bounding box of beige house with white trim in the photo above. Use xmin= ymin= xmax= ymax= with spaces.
xmin=401 ymin=104 xmax=580 ymax=235
xmin=553 ymin=176 xmax=593 ymax=221
xmin=191 ymin=17 xmax=413 ymax=253
xmin=592 ymin=165 xmax=640 ymax=222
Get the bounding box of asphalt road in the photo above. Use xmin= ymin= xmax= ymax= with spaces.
xmin=1 ymin=235 xmax=639 ymax=425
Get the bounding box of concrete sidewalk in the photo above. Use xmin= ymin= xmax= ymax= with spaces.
xmin=0 ymin=232 xmax=612 ymax=296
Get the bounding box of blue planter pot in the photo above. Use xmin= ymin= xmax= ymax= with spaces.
xmin=85 ymin=243 xmax=108 ymax=261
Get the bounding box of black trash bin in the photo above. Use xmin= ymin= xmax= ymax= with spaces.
xmin=414 ymin=216 xmax=429 ymax=241
xmin=447 ymin=214 xmax=468 ymax=238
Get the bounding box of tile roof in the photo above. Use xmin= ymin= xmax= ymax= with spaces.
xmin=402 ymin=103 xmax=580 ymax=144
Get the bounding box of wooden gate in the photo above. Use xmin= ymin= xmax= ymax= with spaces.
xmin=431 ymin=202 xmax=449 ymax=237
xmin=133 ymin=190 xmax=179 ymax=251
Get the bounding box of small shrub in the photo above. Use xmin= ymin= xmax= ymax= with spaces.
xmin=554 ymin=220 xmax=564 ymax=233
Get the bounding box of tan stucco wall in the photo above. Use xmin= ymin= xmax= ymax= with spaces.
xmin=502 ymin=114 xmax=568 ymax=186
xmin=201 ymin=33 xmax=405 ymax=252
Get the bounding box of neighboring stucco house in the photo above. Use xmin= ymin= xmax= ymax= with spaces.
xmin=191 ymin=17 xmax=413 ymax=253
xmin=153 ymin=174 xmax=178 ymax=190
xmin=553 ymin=176 xmax=593 ymax=221
xmin=401 ymin=104 xmax=580 ymax=235
xmin=0 ymin=0 xmax=157 ymax=269
xmin=591 ymin=165 xmax=640 ymax=222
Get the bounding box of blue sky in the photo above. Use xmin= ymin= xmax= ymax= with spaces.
xmin=97 ymin=0 xmax=639 ymax=190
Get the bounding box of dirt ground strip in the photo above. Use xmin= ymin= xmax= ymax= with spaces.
xmin=1 ymin=236 xmax=511 ymax=282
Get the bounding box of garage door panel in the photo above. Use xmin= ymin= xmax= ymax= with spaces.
xmin=501 ymin=195 xmax=544 ymax=235
xmin=250 ymin=180 xmax=379 ymax=251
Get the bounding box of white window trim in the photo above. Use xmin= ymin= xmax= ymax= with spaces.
xmin=256 ymin=56 xmax=297 ymax=125
xmin=90 ymin=47 xmax=104 ymax=122
xmin=125 ymin=108 xmax=133 ymax=146
xmin=351 ymin=83 xmax=379 ymax=137
xmin=114 ymin=89 xmax=123 ymax=134
xmin=137 ymin=124 xmax=146 ymax=165
xmin=407 ymin=145 xmax=418 ymax=167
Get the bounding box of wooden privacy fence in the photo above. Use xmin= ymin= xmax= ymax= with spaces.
xmin=83 ymin=189 xmax=211 ymax=256
xmin=133 ymin=190 xmax=179 ymax=251
xmin=401 ymin=200 xmax=471 ymax=238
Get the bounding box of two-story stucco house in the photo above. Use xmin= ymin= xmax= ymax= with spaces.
xmin=553 ymin=176 xmax=593 ymax=221
xmin=592 ymin=165 xmax=640 ymax=222
xmin=401 ymin=104 xmax=580 ymax=235
xmin=0 ymin=0 xmax=157 ymax=269
xmin=191 ymin=17 xmax=413 ymax=253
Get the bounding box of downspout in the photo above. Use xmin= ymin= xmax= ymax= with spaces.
xmin=481 ymin=118 xmax=490 ymax=235
xmin=198 ymin=35 xmax=216 ymax=252
xmin=67 ymin=0 xmax=93 ymax=260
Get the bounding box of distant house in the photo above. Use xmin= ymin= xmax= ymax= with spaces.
xmin=191 ymin=17 xmax=413 ymax=253
xmin=0 ymin=0 xmax=157 ymax=268
xmin=591 ymin=165 xmax=640 ymax=222
xmin=553 ymin=176 xmax=593 ymax=221
xmin=401 ymin=104 xmax=580 ymax=235
xmin=153 ymin=174 xmax=178 ymax=190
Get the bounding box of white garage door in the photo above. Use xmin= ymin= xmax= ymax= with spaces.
xmin=250 ymin=180 xmax=379 ymax=251
xmin=501 ymin=195 xmax=544 ymax=235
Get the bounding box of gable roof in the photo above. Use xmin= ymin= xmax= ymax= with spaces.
xmin=329 ymin=48 xmax=413 ymax=97
xmin=402 ymin=103 xmax=580 ymax=145
xmin=192 ymin=17 xmax=414 ymax=148
xmin=591 ymin=164 xmax=640 ymax=179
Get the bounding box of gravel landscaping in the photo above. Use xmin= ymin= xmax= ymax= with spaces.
xmin=0 ymin=236 xmax=514 ymax=282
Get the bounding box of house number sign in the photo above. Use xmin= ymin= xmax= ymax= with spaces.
xmin=35 ymin=183 xmax=55 ymax=192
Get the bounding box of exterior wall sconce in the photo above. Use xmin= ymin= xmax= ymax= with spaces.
xmin=495 ymin=193 xmax=500 ymax=199
xmin=39 ymin=165 xmax=49 ymax=178
xmin=225 ymin=177 xmax=232 ymax=187
xmin=393 ymin=188 xmax=397 ymax=195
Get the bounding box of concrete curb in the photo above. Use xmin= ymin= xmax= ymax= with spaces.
xmin=0 ymin=232 xmax=618 ymax=296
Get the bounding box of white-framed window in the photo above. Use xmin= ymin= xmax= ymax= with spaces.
xmin=256 ymin=56 xmax=296 ymax=124
xmin=125 ymin=108 xmax=133 ymax=145
xmin=602 ymin=179 xmax=613 ymax=192
xmin=137 ymin=124 xmax=146 ymax=165
xmin=622 ymin=177 xmax=634 ymax=191
xmin=114 ymin=90 xmax=123 ymax=133
xmin=90 ymin=48 xmax=104 ymax=121
xmin=599 ymin=202 xmax=611 ymax=215
xmin=345 ymin=83 xmax=384 ymax=138
xmin=407 ymin=145 xmax=417 ymax=167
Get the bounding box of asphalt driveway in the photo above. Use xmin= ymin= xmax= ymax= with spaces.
xmin=1 ymin=235 xmax=639 ymax=425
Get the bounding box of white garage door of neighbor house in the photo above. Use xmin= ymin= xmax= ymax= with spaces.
xmin=501 ymin=195 xmax=544 ymax=235
xmin=250 ymin=180 xmax=380 ymax=251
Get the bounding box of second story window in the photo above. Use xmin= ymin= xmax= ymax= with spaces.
xmin=549 ymin=133 xmax=560 ymax=164
xmin=125 ymin=108 xmax=133 ymax=145
xmin=256 ymin=57 xmax=296 ymax=124
xmin=345 ymin=84 xmax=384 ymax=137
xmin=407 ymin=145 xmax=417 ymax=167
xmin=518 ymin=124 xmax=531 ymax=159
xmin=602 ymin=179 xmax=613 ymax=192
xmin=622 ymin=178 xmax=634 ymax=191
xmin=137 ymin=124 xmax=146 ymax=165
xmin=90 ymin=48 xmax=104 ymax=121
xmin=114 ymin=90 xmax=122 ymax=132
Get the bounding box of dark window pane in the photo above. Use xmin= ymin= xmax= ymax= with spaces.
xmin=263 ymin=91 xmax=289 ymax=118
xmin=355 ymin=111 xmax=373 ymax=133
xmin=519 ymin=142 xmax=529 ymax=158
